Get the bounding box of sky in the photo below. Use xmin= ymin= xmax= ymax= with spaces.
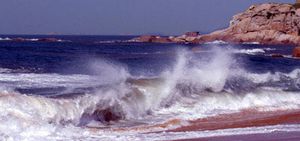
xmin=0 ymin=0 xmax=294 ymax=35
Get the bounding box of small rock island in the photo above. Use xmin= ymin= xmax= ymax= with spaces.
xmin=133 ymin=2 xmax=300 ymax=45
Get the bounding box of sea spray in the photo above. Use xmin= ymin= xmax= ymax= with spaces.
xmin=136 ymin=47 xmax=234 ymax=111
xmin=0 ymin=46 xmax=299 ymax=125
xmin=88 ymin=59 xmax=129 ymax=85
xmin=1 ymin=46 xmax=300 ymax=140
xmin=182 ymin=47 xmax=233 ymax=92
xmin=154 ymin=49 xmax=190 ymax=108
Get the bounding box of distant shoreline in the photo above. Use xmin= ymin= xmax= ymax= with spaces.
xmin=132 ymin=3 xmax=300 ymax=46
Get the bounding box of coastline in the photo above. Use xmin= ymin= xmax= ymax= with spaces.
xmin=132 ymin=3 xmax=300 ymax=46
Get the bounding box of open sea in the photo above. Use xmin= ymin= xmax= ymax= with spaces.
xmin=0 ymin=35 xmax=300 ymax=141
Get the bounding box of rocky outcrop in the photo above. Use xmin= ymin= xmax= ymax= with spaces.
xmin=199 ymin=3 xmax=300 ymax=45
xmin=133 ymin=3 xmax=300 ymax=45
xmin=133 ymin=32 xmax=200 ymax=44
xmin=132 ymin=35 xmax=172 ymax=43
xmin=170 ymin=31 xmax=201 ymax=43
xmin=37 ymin=38 xmax=60 ymax=42
xmin=12 ymin=38 xmax=26 ymax=42
xmin=271 ymin=54 xmax=284 ymax=58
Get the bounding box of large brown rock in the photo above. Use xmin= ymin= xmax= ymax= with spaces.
xmin=293 ymin=47 xmax=300 ymax=57
xmin=12 ymin=38 xmax=26 ymax=42
xmin=37 ymin=38 xmax=59 ymax=42
xmin=133 ymin=35 xmax=172 ymax=43
xmin=135 ymin=35 xmax=157 ymax=42
xmin=271 ymin=54 xmax=284 ymax=58
xmin=169 ymin=32 xmax=200 ymax=43
xmin=154 ymin=37 xmax=172 ymax=43
xmin=132 ymin=3 xmax=300 ymax=45
xmin=198 ymin=3 xmax=300 ymax=45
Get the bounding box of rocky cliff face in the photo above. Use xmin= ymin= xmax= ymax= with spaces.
xmin=199 ymin=3 xmax=300 ymax=45
xmin=133 ymin=3 xmax=300 ymax=45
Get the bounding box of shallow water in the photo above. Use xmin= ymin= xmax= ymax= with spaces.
xmin=0 ymin=35 xmax=300 ymax=140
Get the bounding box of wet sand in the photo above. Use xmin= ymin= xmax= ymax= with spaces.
xmin=175 ymin=131 xmax=300 ymax=141
xmin=169 ymin=109 xmax=300 ymax=132
xmin=88 ymin=109 xmax=300 ymax=137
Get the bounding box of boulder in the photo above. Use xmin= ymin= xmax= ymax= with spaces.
xmin=38 ymin=38 xmax=59 ymax=42
xmin=292 ymin=47 xmax=300 ymax=57
xmin=153 ymin=37 xmax=172 ymax=43
xmin=12 ymin=38 xmax=26 ymax=42
xmin=133 ymin=35 xmax=171 ymax=43
xmin=184 ymin=31 xmax=200 ymax=37
xmin=135 ymin=35 xmax=157 ymax=42
xmin=271 ymin=54 xmax=284 ymax=58
xmin=92 ymin=108 xmax=122 ymax=123
xmin=169 ymin=37 xmax=186 ymax=43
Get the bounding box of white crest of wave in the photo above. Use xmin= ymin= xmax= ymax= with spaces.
xmin=0 ymin=85 xmax=132 ymax=140
xmin=234 ymin=48 xmax=265 ymax=55
xmin=237 ymin=68 xmax=300 ymax=84
xmin=204 ymin=40 xmax=228 ymax=44
xmin=137 ymin=47 xmax=233 ymax=110
xmin=0 ymin=37 xmax=11 ymax=41
xmin=1 ymin=47 xmax=300 ymax=140
xmin=157 ymin=89 xmax=300 ymax=120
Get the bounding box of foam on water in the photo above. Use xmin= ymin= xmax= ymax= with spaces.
xmin=1 ymin=46 xmax=300 ymax=140
xmin=0 ymin=73 xmax=95 ymax=88
xmin=0 ymin=37 xmax=12 ymax=41
xmin=156 ymin=89 xmax=300 ymax=120
xmin=234 ymin=48 xmax=265 ymax=55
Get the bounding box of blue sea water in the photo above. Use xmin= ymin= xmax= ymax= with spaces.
xmin=0 ymin=35 xmax=300 ymax=140
xmin=0 ymin=35 xmax=299 ymax=73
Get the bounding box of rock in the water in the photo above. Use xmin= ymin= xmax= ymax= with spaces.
xmin=271 ymin=54 xmax=284 ymax=58
xmin=135 ymin=35 xmax=157 ymax=42
xmin=132 ymin=3 xmax=300 ymax=45
xmin=12 ymin=38 xmax=26 ymax=42
xmin=133 ymin=35 xmax=171 ymax=43
xmin=293 ymin=47 xmax=300 ymax=57
xmin=38 ymin=38 xmax=59 ymax=42
xmin=92 ymin=108 xmax=123 ymax=123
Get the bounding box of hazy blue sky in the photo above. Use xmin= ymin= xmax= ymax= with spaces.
xmin=0 ymin=0 xmax=294 ymax=35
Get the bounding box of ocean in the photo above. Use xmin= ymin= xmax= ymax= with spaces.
xmin=0 ymin=35 xmax=300 ymax=140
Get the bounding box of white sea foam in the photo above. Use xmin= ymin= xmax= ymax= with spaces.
xmin=152 ymin=48 xmax=300 ymax=120
xmin=0 ymin=37 xmax=12 ymax=41
xmin=26 ymin=38 xmax=39 ymax=41
xmin=242 ymin=42 xmax=260 ymax=45
xmin=235 ymin=68 xmax=300 ymax=84
xmin=0 ymin=73 xmax=95 ymax=88
xmin=156 ymin=89 xmax=300 ymax=120
xmin=234 ymin=48 xmax=265 ymax=55
xmin=0 ymin=47 xmax=300 ymax=140
xmin=205 ymin=40 xmax=228 ymax=44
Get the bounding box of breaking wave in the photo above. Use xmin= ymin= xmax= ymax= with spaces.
xmin=0 ymin=47 xmax=300 ymax=140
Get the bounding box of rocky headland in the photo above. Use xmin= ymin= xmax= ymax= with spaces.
xmin=133 ymin=3 xmax=300 ymax=45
